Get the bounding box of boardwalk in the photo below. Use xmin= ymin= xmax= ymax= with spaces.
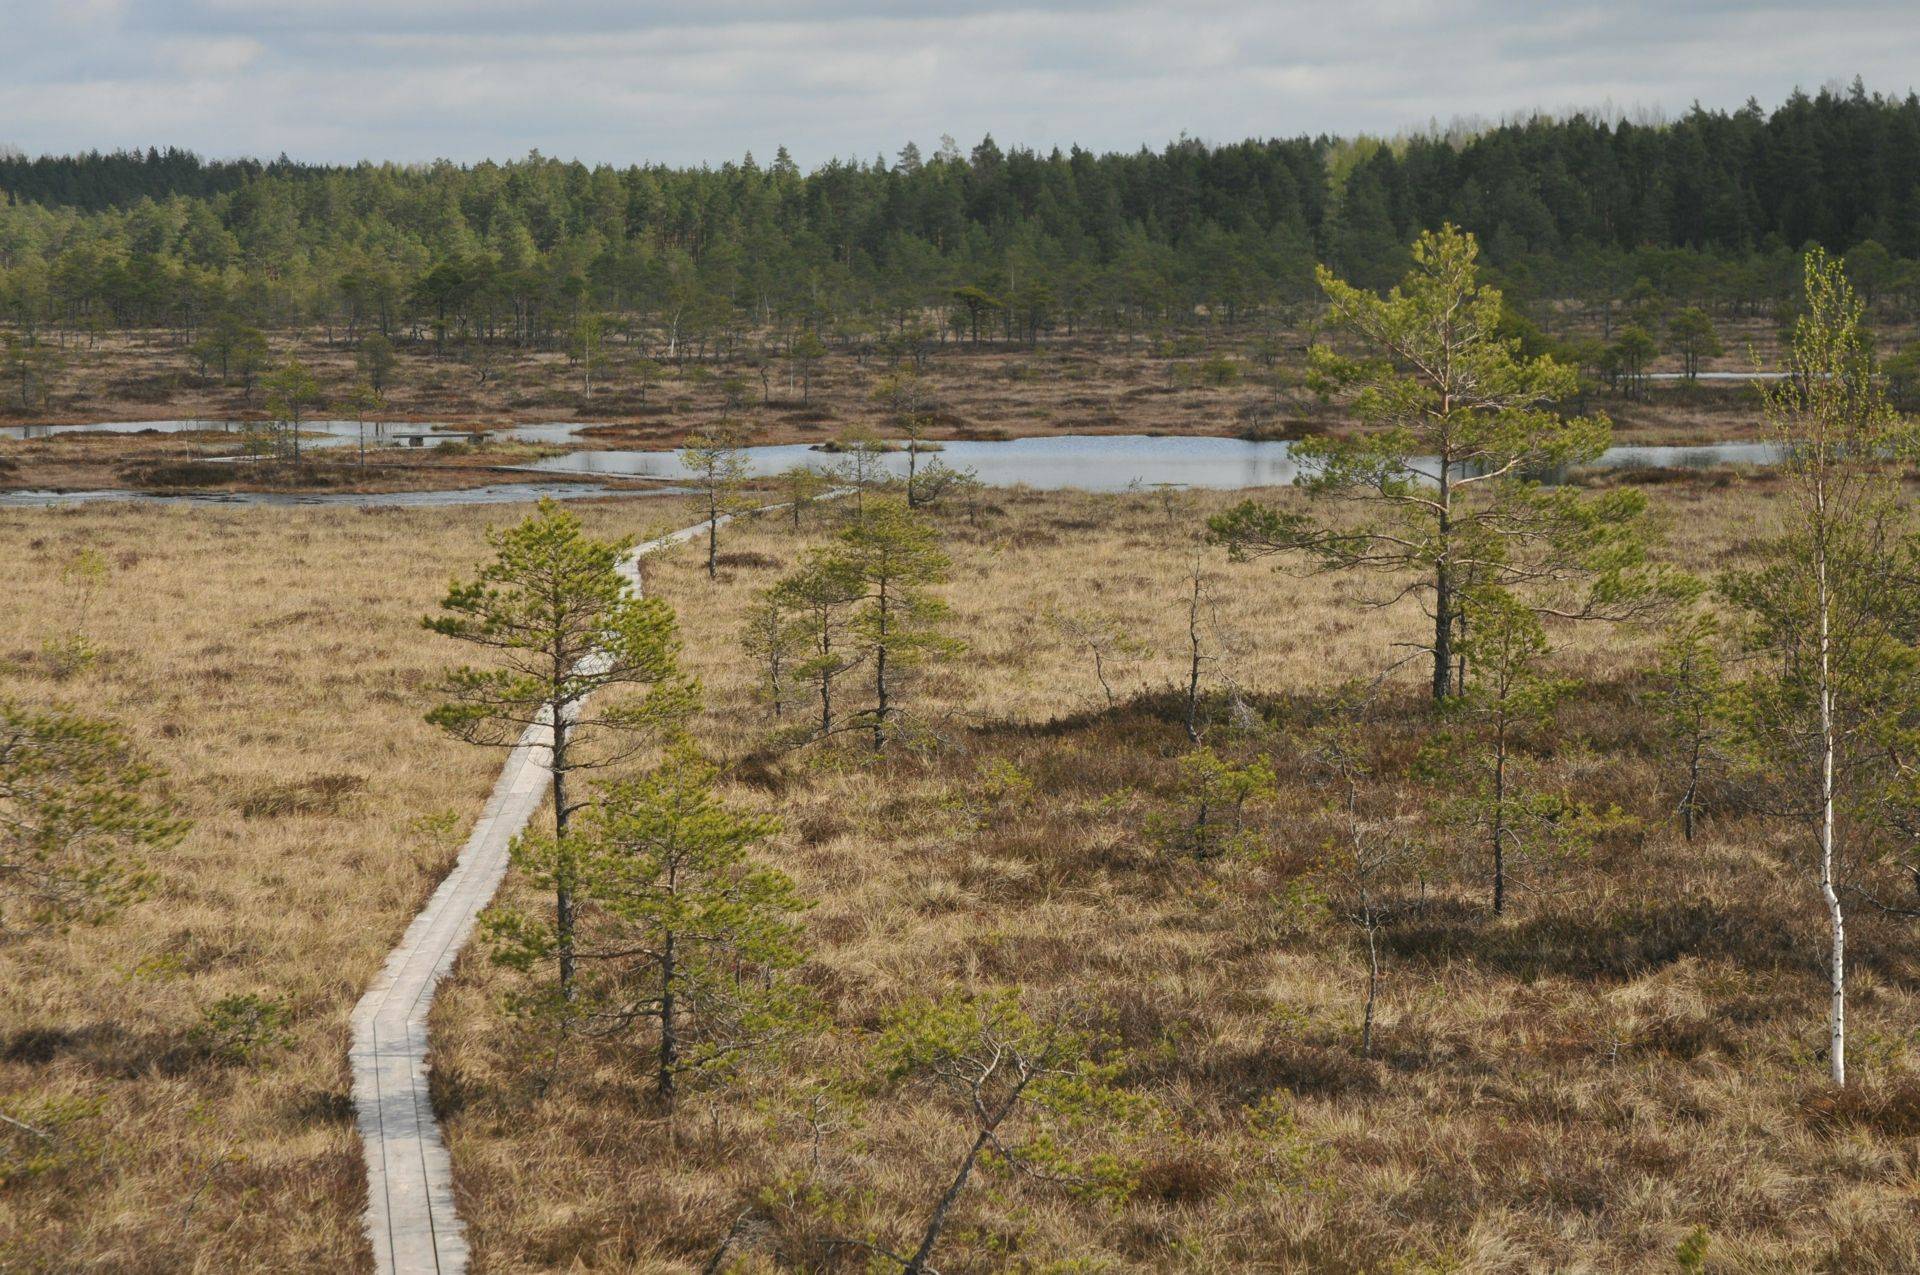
xmin=347 ymin=518 xmax=716 ymax=1274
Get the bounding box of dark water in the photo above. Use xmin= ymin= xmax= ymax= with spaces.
xmin=527 ymin=434 xmax=1787 ymax=493
xmin=0 ymin=482 xmax=684 ymax=509
xmin=0 ymin=419 xmax=586 ymax=448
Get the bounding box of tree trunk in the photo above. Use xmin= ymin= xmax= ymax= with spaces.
xmin=903 ymin=1125 xmax=995 ymax=1274
xmin=872 ymin=586 xmax=890 ymax=752
xmin=551 ymin=715 xmax=575 ymax=999
xmin=1362 ymin=917 xmax=1380 ymax=1057
xmin=1818 ymin=548 xmax=1846 ymax=1086
xmin=1491 ymin=720 xmax=1508 ymax=915
xmin=1432 ymin=503 xmax=1454 ymax=702
xmin=706 ymin=498 xmax=718 ymax=580
xmin=818 ymin=624 xmax=834 ymax=739
xmin=1185 ymin=575 xmax=1204 ymax=743
xmin=657 ymin=935 xmax=677 ymax=1105
xmin=1682 ymin=735 xmax=1701 ymax=842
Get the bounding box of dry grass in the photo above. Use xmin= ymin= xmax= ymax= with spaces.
xmin=433 ymin=482 xmax=1920 ymax=1273
xmin=0 ymin=493 xmax=695 ymax=1272
xmin=6 ymin=479 xmax=1917 ymax=1273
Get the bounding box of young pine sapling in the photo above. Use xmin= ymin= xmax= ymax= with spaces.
xmin=487 ymin=746 xmax=812 ymax=1108
xmin=866 ymin=989 xmax=1140 ymax=1274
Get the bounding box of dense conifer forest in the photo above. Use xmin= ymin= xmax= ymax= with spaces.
xmin=5 ymin=82 xmax=1920 ymax=350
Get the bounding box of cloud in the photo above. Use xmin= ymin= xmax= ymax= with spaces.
xmin=1 ymin=1 xmax=1916 ymax=165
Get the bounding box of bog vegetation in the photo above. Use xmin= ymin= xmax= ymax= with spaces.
xmin=5 ymin=224 xmax=1920 ymax=1273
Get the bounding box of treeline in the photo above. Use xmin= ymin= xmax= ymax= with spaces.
xmin=4 ymin=82 xmax=1920 ymax=352
xmin=0 ymin=147 xmax=288 ymax=213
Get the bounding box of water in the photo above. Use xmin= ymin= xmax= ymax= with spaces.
xmin=3 ymin=424 xmax=1786 ymax=506
xmin=0 ymin=482 xmax=684 ymax=509
xmin=0 ymin=419 xmax=584 ymax=448
xmin=1644 ymin=370 xmax=1791 ymax=382
xmin=527 ymin=434 xmax=1786 ymax=493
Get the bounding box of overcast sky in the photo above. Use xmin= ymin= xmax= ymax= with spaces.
xmin=5 ymin=1 xmax=1919 ymax=168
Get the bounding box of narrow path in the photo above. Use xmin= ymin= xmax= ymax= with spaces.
xmin=348 ymin=516 xmax=721 ymax=1275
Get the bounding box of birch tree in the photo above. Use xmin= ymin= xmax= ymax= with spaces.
xmin=1208 ymin=225 xmax=1674 ymax=702
xmin=1721 ymin=250 xmax=1920 ymax=1087
xmin=680 ymin=423 xmax=752 ymax=580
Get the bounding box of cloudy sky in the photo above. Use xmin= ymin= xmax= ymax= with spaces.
xmin=5 ymin=1 xmax=1919 ymax=167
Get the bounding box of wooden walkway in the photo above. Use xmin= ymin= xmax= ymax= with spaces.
xmin=348 ymin=518 xmax=717 ymax=1274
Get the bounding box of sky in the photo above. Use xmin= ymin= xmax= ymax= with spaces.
xmin=5 ymin=0 xmax=1920 ymax=168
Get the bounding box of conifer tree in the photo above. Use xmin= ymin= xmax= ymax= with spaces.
xmin=0 ymin=699 xmax=187 ymax=936
xmin=426 ymin=498 xmax=696 ymax=997
xmin=1648 ymin=611 xmax=1731 ymax=842
xmin=872 ymin=989 xmax=1139 ymax=1274
xmin=489 ymin=747 xmax=811 ymax=1107
xmin=1423 ymin=588 xmax=1600 ymax=914
xmin=771 ymin=552 xmax=866 ymax=742
xmin=1209 ymin=225 xmax=1677 ymax=702
xmin=679 ymin=423 xmax=751 ymax=580
xmin=834 ymin=497 xmax=960 ymax=751
xmin=263 ymin=356 xmax=321 ymax=464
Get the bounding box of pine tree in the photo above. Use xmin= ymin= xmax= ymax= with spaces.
xmin=488 ymin=747 xmax=811 ymax=1107
xmin=425 ymin=499 xmax=696 ymax=997
xmin=679 ymin=422 xmax=751 ymax=580
xmin=771 ymin=552 xmax=865 ymax=742
xmin=1648 ymin=611 xmax=1731 ymax=841
xmin=0 ymin=699 xmax=186 ymax=935
xmin=1424 ymin=588 xmax=1600 ymax=914
xmin=872 ymin=989 xmax=1140 ymax=1274
xmin=1209 ymin=225 xmax=1677 ymax=702
xmin=832 ymin=498 xmax=961 ymax=751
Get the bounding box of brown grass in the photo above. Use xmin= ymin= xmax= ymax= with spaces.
xmin=431 ymin=483 xmax=1920 ymax=1273
xmin=0 ymin=493 xmax=695 ymax=1272
xmin=6 ymin=479 xmax=1917 ymax=1272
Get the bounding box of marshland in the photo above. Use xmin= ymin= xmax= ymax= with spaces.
xmin=8 ymin=77 xmax=1920 ymax=1275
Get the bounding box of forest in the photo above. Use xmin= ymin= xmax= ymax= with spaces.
xmin=6 ymin=81 xmax=1920 ymax=362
